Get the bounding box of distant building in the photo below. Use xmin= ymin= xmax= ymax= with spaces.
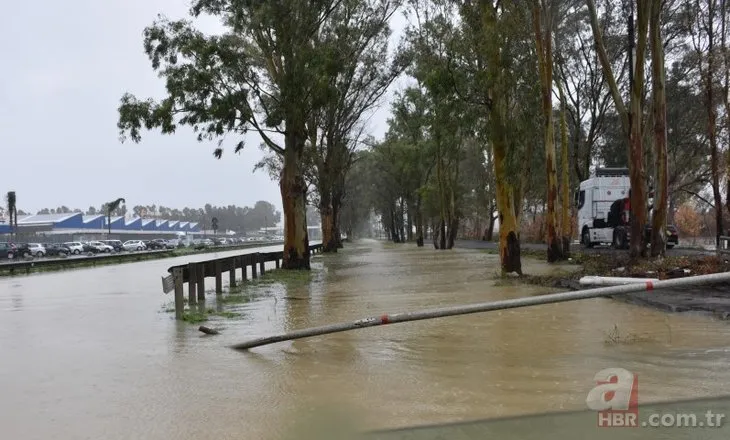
xmin=0 ymin=212 xmax=200 ymax=237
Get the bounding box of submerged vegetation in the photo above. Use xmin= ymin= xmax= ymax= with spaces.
xmin=163 ymin=264 xmax=326 ymax=325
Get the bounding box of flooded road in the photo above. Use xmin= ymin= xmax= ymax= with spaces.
xmin=1 ymin=240 xmax=730 ymax=439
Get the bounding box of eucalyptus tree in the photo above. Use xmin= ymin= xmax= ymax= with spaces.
xmin=585 ymin=0 xmax=653 ymax=258
xmin=310 ymin=0 xmax=404 ymax=252
xmin=449 ymin=0 xmax=539 ymax=274
xmin=685 ymin=0 xmax=727 ymax=245
xmin=649 ymin=0 xmax=669 ymax=256
xmin=117 ymin=0 xmax=348 ymax=269
xmin=387 ymin=88 xmax=436 ymax=246
xmin=531 ymin=0 xmax=564 ymax=261
xmin=403 ymin=0 xmax=491 ymax=250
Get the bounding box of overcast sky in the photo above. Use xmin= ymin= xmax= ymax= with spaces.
xmin=0 ymin=0 xmax=407 ymax=221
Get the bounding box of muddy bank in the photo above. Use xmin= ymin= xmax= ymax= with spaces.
xmin=471 ymin=240 xmax=730 ymax=320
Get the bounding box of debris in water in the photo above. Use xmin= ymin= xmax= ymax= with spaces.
xmin=199 ymin=326 xmax=220 ymax=335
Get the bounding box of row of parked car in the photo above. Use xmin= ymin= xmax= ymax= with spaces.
xmin=0 ymin=239 xmax=177 ymax=259
xmin=0 ymin=235 xmax=283 ymax=260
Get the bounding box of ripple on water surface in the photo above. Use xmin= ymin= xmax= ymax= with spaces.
xmin=1 ymin=240 xmax=730 ymax=439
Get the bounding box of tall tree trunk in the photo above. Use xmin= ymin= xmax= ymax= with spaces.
xmin=532 ymin=0 xmax=562 ymax=262
xmin=493 ymin=135 xmax=521 ymax=274
xmin=486 ymin=213 xmax=496 ymax=241
xmin=406 ymin=199 xmax=414 ymax=242
xmin=415 ymin=196 xmax=424 ymax=247
xmin=722 ymin=0 xmax=730 ymax=218
xmin=649 ymin=0 xmax=668 ymax=257
xmin=281 ymin=135 xmax=310 ymax=270
xmin=332 ymin=190 xmax=343 ymax=248
xmin=390 ymin=206 xmax=399 ymax=243
xmin=705 ymin=0 xmax=723 ymax=243
xmin=439 ymin=215 xmax=447 ymax=249
xmin=398 ymin=208 xmax=404 ymax=243
xmin=482 ymin=2 xmax=521 ymax=274
xmin=557 ymin=64 xmax=571 ymax=256
xmin=628 ymin=0 xmax=650 ymax=259
xmin=320 ymin=192 xmax=337 ymax=253
xmin=586 ymin=0 xmax=650 ymax=259
xmin=433 ymin=218 xmax=442 ymax=249
xmin=447 ymin=217 xmax=458 ymax=249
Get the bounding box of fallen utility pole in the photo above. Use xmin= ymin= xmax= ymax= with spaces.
xmin=231 ymin=271 xmax=730 ymax=351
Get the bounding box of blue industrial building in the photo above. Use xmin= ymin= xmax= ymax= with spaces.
xmin=0 ymin=212 xmax=199 ymax=236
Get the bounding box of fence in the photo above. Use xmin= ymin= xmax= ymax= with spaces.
xmin=163 ymin=244 xmax=324 ymax=319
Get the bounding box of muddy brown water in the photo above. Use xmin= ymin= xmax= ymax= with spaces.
xmin=1 ymin=240 xmax=729 ymax=439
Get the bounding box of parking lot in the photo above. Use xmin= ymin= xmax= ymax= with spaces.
xmin=0 ymin=236 xmax=284 ymax=262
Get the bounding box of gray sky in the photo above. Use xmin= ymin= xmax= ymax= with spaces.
xmin=1 ymin=0 xmax=406 ymax=220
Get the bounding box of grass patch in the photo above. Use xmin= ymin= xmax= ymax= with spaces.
xmin=182 ymin=310 xmax=208 ymax=323
xmin=603 ymin=324 xmax=656 ymax=345
xmin=178 ymin=307 xmax=241 ymax=323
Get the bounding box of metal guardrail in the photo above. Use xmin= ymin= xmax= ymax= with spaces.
xmin=0 ymin=249 xmax=175 ymax=274
xmin=0 ymin=241 xmax=287 ymax=275
xmin=164 ymin=243 xmax=324 ymax=319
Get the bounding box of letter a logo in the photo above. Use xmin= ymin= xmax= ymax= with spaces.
xmin=586 ymin=368 xmax=639 ymax=427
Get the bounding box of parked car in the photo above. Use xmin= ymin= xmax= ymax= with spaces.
xmin=88 ymin=241 xmax=114 ymax=253
xmin=152 ymin=238 xmax=175 ymax=249
xmin=13 ymin=243 xmax=33 ymax=258
xmin=64 ymin=242 xmax=85 ymax=255
xmin=80 ymin=242 xmax=100 ymax=254
xmin=0 ymin=242 xmax=17 ymax=259
xmin=45 ymin=243 xmax=71 ymax=257
xmin=101 ymin=240 xmax=124 ymax=252
xmin=27 ymin=243 xmax=46 ymax=258
xmin=143 ymin=240 xmax=166 ymax=250
xmin=123 ymin=240 xmax=146 ymax=251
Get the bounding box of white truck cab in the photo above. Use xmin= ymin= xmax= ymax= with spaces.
xmin=576 ymin=168 xmax=630 ymax=247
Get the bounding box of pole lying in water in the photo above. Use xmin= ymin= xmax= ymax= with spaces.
xmin=231 ymin=271 xmax=730 ymax=351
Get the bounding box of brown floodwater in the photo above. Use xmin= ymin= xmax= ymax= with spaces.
xmin=1 ymin=240 xmax=729 ymax=439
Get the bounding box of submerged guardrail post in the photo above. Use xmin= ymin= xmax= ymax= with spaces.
xmin=172 ymin=267 xmax=184 ymax=320
xmin=187 ymin=262 xmax=198 ymax=305
xmin=251 ymin=255 xmax=258 ymax=279
xmin=215 ymin=260 xmax=223 ymax=294
xmin=229 ymin=257 xmax=236 ymax=288
xmin=197 ymin=264 xmax=206 ymax=300
xmin=258 ymin=253 xmax=265 ymax=276
xmin=240 ymin=256 xmax=248 ymax=281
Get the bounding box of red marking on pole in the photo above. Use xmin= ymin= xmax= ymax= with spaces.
xmin=380 ymin=314 xmax=390 ymax=325
xmin=646 ymin=281 xmax=654 ymax=291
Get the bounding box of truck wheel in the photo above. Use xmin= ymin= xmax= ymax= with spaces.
xmin=616 ymin=230 xmax=627 ymax=249
xmin=582 ymin=228 xmax=594 ymax=248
